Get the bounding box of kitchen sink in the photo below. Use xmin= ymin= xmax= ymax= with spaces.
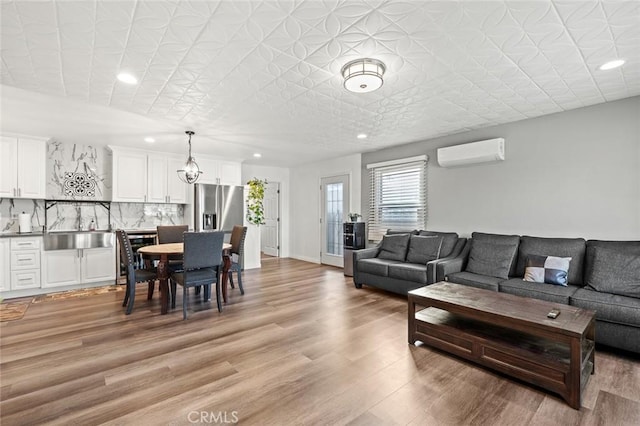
xmin=44 ymin=231 xmax=114 ymax=251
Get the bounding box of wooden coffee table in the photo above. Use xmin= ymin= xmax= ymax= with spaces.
xmin=408 ymin=282 xmax=595 ymax=409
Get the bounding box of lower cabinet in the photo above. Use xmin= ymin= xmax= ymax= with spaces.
xmin=9 ymin=237 xmax=41 ymax=290
xmin=0 ymin=239 xmax=11 ymax=292
xmin=43 ymin=247 xmax=115 ymax=288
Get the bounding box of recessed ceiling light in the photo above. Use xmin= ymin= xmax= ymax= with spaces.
xmin=599 ymin=59 xmax=625 ymax=71
xmin=357 ymin=133 xmax=367 ymax=139
xmin=253 ymin=153 xmax=262 ymax=158
xmin=117 ymin=72 xmax=138 ymax=84
xmin=144 ymin=137 xmax=155 ymax=143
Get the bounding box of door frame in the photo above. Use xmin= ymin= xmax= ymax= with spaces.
xmin=261 ymin=181 xmax=280 ymax=257
xmin=319 ymin=173 xmax=350 ymax=267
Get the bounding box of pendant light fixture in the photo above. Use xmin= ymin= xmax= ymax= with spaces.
xmin=177 ymin=130 xmax=202 ymax=184
xmin=341 ymin=58 xmax=386 ymax=93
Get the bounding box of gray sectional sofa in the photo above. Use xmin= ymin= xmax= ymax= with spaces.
xmin=437 ymin=232 xmax=640 ymax=354
xmin=353 ymin=230 xmax=466 ymax=295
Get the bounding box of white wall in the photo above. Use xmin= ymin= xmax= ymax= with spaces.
xmin=241 ymin=164 xmax=291 ymax=258
xmin=361 ymin=96 xmax=640 ymax=240
xmin=290 ymin=154 xmax=362 ymax=263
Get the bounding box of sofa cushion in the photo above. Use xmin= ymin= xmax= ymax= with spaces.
xmin=377 ymin=234 xmax=411 ymax=261
xmin=471 ymin=232 xmax=520 ymax=276
xmin=585 ymin=247 xmax=640 ymax=298
xmin=419 ymin=231 xmax=459 ymax=257
xmin=584 ymin=240 xmax=640 ymax=282
xmin=571 ymin=287 xmax=640 ymax=327
xmin=357 ymin=258 xmax=402 ymax=276
xmin=447 ymin=272 xmax=503 ymax=292
xmin=515 ymin=236 xmax=586 ymax=285
xmin=499 ymin=278 xmax=580 ymax=304
xmin=406 ymin=235 xmax=442 ymax=264
xmin=524 ymin=255 xmax=572 ymax=286
xmin=466 ymin=240 xmax=518 ymax=280
xmin=388 ymin=263 xmax=429 ymax=284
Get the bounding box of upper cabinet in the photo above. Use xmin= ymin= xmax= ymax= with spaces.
xmin=111 ymin=148 xmax=147 ymax=202
xmin=196 ymin=155 xmax=242 ymax=186
xmin=110 ymin=147 xmax=187 ymax=203
xmin=0 ymin=136 xmax=47 ymax=199
xmin=147 ymin=154 xmax=187 ymax=204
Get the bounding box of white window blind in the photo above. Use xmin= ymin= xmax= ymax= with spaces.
xmin=368 ymin=157 xmax=427 ymax=241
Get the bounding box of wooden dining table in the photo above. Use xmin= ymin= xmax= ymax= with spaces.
xmin=138 ymin=242 xmax=232 ymax=314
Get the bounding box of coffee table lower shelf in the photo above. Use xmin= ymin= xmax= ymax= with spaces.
xmin=411 ymin=307 xmax=595 ymax=409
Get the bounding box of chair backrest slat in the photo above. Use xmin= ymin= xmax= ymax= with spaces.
xmin=116 ymin=229 xmax=134 ymax=268
xmin=157 ymin=225 xmax=188 ymax=244
xmin=183 ymin=231 xmax=225 ymax=270
xmin=230 ymin=225 xmax=248 ymax=256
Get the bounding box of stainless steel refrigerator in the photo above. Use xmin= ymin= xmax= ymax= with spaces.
xmin=194 ymin=184 xmax=244 ymax=232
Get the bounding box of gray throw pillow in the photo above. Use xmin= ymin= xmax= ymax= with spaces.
xmin=377 ymin=233 xmax=411 ymax=261
xmin=466 ymin=239 xmax=518 ymax=279
xmin=406 ymin=235 xmax=443 ymax=264
xmin=587 ymin=247 xmax=640 ymax=298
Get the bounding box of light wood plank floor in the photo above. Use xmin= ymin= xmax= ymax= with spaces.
xmin=1 ymin=258 xmax=639 ymax=425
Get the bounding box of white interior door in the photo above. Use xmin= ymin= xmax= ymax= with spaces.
xmin=320 ymin=175 xmax=349 ymax=267
xmin=261 ymin=182 xmax=280 ymax=257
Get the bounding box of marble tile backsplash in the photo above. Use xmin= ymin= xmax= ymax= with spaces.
xmin=47 ymin=140 xmax=112 ymax=200
xmin=0 ymin=199 xmax=185 ymax=233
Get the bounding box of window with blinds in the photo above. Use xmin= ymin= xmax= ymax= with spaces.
xmin=367 ymin=156 xmax=428 ymax=241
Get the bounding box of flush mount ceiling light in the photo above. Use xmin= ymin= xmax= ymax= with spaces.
xmin=177 ymin=131 xmax=202 ymax=184
xmin=144 ymin=137 xmax=155 ymax=143
xmin=117 ymin=72 xmax=137 ymax=84
xmin=357 ymin=133 xmax=368 ymax=139
xmin=599 ymin=59 xmax=625 ymax=70
xmin=253 ymin=153 xmax=262 ymax=158
xmin=341 ymin=58 xmax=386 ymax=93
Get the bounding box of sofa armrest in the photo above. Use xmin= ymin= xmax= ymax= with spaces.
xmin=353 ymin=247 xmax=379 ymax=261
xmin=436 ymin=240 xmax=470 ymax=282
xmin=424 ymin=239 xmax=468 ymax=284
xmin=352 ymin=247 xmax=380 ymax=286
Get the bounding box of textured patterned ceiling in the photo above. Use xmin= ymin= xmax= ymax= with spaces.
xmin=1 ymin=0 xmax=639 ymax=166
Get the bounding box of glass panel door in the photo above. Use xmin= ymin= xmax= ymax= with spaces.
xmin=321 ymin=175 xmax=349 ymax=267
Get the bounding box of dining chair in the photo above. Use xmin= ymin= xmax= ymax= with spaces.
xmin=157 ymin=225 xmax=188 ymax=272
xmin=116 ymin=230 xmax=158 ymax=315
xmin=169 ymin=231 xmax=225 ymax=319
xmin=228 ymin=225 xmax=248 ymax=295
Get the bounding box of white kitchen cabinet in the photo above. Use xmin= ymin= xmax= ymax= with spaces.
xmin=147 ymin=155 xmax=187 ymax=204
xmin=218 ymin=160 xmax=242 ymax=186
xmin=195 ymin=155 xmax=242 ymax=186
xmin=0 ymin=136 xmax=46 ymax=199
xmin=166 ymin=157 xmax=187 ymax=203
xmin=9 ymin=237 xmax=41 ymax=290
xmin=111 ymin=148 xmax=148 ymax=202
xmin=41 ymin=250 xmax=81 ymax=288
xmin=43 ymin=246 xmax=115 ymax=288
xmin=0 ymin=239 xmax=10 ymax=292
xmin=81 ymin=246 xmax=116 ymax=283
xmin=111 ymin=147 xmax=186 ymax=203
xmin=147 ymin=154 xmax=168 ymax=203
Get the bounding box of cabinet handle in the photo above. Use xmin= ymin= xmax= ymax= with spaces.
xmin=18 ymin=188 xmax=21 ymax=197
xmin=167 ymin=195 xmax=170 ymax=203
xmin=18 ymin=278 xmax=32 ymax=282
xmin=13 ymin=188 xmax=16 ymax=196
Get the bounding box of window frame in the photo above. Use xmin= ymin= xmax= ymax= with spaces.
xmin=366 ymin=155 xmax=428 ymax=241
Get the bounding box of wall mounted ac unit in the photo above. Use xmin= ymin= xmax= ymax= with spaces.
xmin=437 ymin=138 xmax=505 ymax=168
